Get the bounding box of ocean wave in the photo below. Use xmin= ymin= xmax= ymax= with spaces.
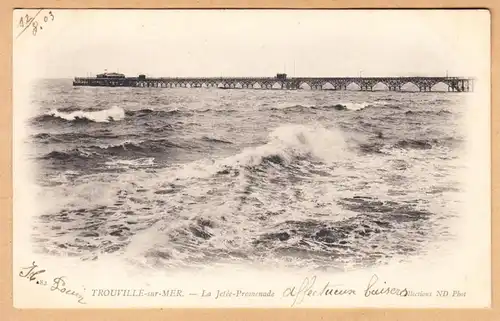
xmin=404 ymin=109 xmax=452 ymax=116
xmin=437 ymin=109 xmax=452 ymax=115
xmin=358 ymin=135 xmax=462 ymax=154
xmin=32 ymin=131 xmax=124 ymax=143
xmin=318 ymin=104 xmax=349 ymax=111
xmin=394 ymin=139 xmax=436 ymax=150
xmin=326 ymin=102 xmax=398 ymax=111
xmin=40 ymin=139 xmax=182 ymax=162
xmin=36 ymin=106 xmax=125 ymax=123
xmin=431 ymin=98 xmax=450 ymax=104
xmin=201 ymin=136 xmax=233 ymax=144
xmin=268 ymin=103 xmax=368 ymax=113
xmin=358 ymin=143 xmax=386 ymax=154
xmin=104 ymin=157 xmax=156 ymax=169
xmin=360 ymin=104 xmax=402 ymax=111
xmin=269 ymin=105 xmax=316 ymax=113
xmin=56 ymin=106 xmax=104 ymax=113
xmin=126 ymin=124 xmax=348 ymax=182
xmin=374 ymin=98 xmax=399 ymax=102
xmin=253 ymin=197 xmax=431 ymax=255
xmin=269 ymin=102 xmax=401 ymax=113
xmin=196 ymin=108 xmax=238 ymax=114
xmin=88 ymin=139 xmax=181 ymax=154
xmin=41 ymin=150 xmax=92 ymax=161
xmin=126 ymin=109 xmax=192 ymax=117
xmin=340 ymin=102 xmax=370 ymax=111
xmin=213 ymin=124 xmax=349 ymax=174
xmin=125 ymin=108 xmax=155 ymax=116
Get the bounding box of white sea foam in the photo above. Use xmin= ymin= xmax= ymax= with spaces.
xmin=105 ymin=157 xmax=155 ymax=168
xmin=339 ymin=102 xmax=371 ymax=111
xmin=222 ymin=124 xmax=349 ymax=168
xmin=47 ymin=105 xmax=125 ymax=122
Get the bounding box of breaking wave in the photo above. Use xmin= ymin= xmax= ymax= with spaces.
xmin=36 ymin=106 xmax=126 ymax=123
xmin=220 ymin=124 xmax=349 ymax=169
xmin=340 ymin=102 xmax=371 ymax=111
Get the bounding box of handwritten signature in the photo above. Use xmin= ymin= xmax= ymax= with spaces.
xmin=16 ymin=10 xmax=55 ymax=38
xmin=19 ymin=261 xmax=86 ymax=304
xmin=19 ymin=260 xmax=46 ymax=282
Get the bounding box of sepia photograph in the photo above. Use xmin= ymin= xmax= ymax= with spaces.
xmin=12 ymin=9 xmax=491 ymax=308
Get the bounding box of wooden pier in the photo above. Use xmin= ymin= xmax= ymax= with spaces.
xmin=73 ymin=73 xmax=474 ymax=92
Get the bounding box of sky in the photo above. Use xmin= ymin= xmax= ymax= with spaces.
xmin=13 ymin=9 xmax=490 ymax=79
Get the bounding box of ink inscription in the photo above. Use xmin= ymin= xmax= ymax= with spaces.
xmin=16 ymin=10 xmax=55 ymax=38
xmin=19 ymin=261 xmax=86 ymax=304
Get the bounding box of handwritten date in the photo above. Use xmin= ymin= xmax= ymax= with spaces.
xmin=17 ymin=10 xmax=54 ymax=38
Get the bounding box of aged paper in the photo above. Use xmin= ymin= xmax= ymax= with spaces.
xmin=12 ymin=9 xmax=491 ymax=308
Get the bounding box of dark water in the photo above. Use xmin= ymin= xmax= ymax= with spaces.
xmin=28 ymin=79 xmax=467 ymax=270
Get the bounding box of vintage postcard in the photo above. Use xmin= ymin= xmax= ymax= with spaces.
xmin=12 ymin=9 xmax=491 ymax=308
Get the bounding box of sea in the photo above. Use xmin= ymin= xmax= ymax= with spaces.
xmin=26 ymin=79 xmax=468 ymax=272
